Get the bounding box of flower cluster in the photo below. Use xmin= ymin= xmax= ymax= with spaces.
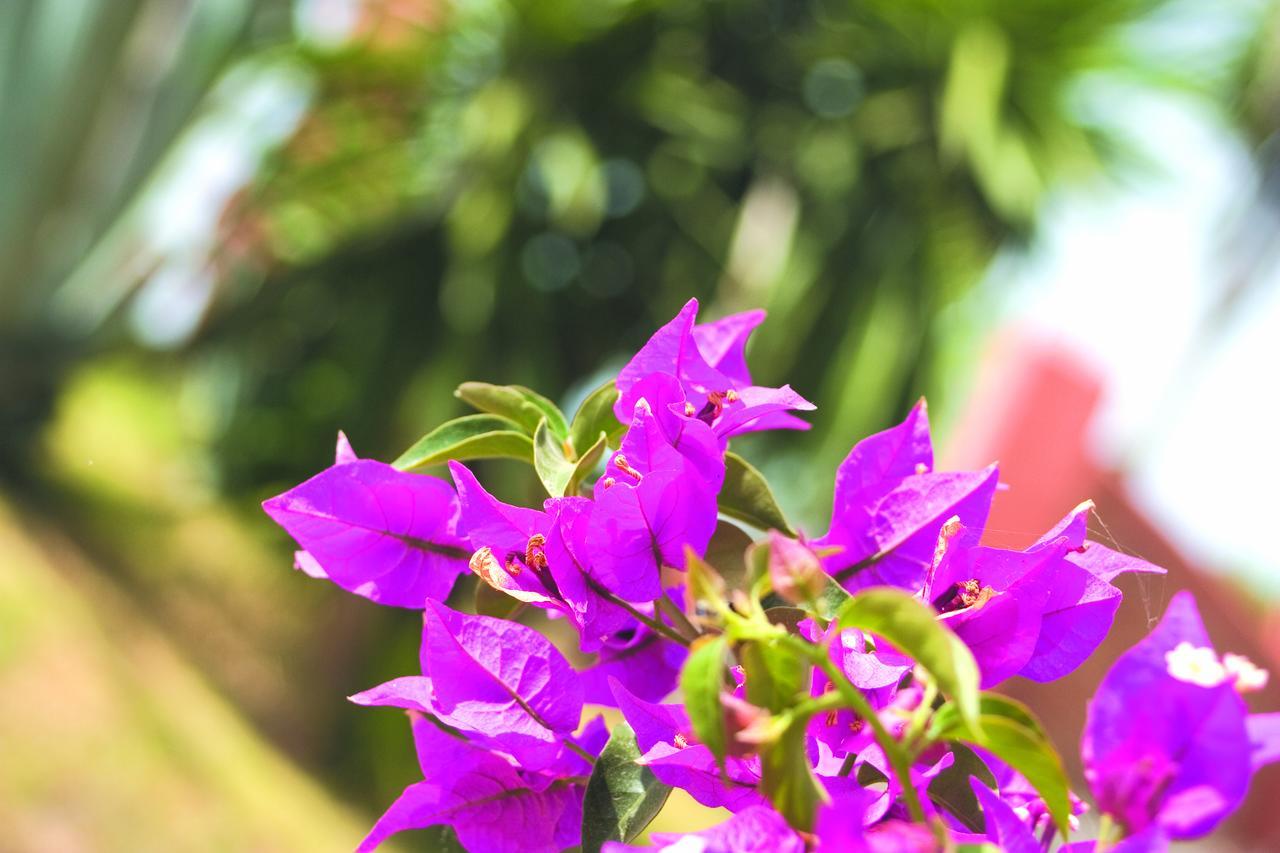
xmin=265 ymin=300 xmax=1279 ymax=852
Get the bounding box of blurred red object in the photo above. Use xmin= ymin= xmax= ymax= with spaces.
xmin=945 ymin=326 xmax=1280 ymax=845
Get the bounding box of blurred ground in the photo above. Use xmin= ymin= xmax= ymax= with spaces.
xmin=0 ymin=495 xmax=369 ymax=851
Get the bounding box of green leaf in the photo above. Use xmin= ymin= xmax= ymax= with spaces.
xmin=931 ymin=693 xmax=1044 ymax=744
xmin=392 ymin=414 xmax=534 ymax=470
xmin=814 ymin=578 xmax=852 ymax=620
xmin=926 ymin=743 xmax=997 ymax=832
xmin=534 ymin=417 xmax=604 ymax=497
xmin=581 ymin=723 xmax=672 ymax=853
xmin=456 ymin=382 xmax=570 ymax=439
xmin=760 ymin=716 xmax=825 ymax=832
xmin=739 ymin=639 xmax=807 ymax=713
xmin=835 ymin=588 xmax=980 ymax=730
xmin=937 ymin=715 xmax=1072 ymax=838
xmin=703 ymin=521 xmax=753 ymax=593
xmin=680 ymin=635 xmax=729 ymax=768
xmin=718 ymin=452 xmax=796 ymax=535
xmin=533 ymin=419 xmax=576 ymax=497
xmin=566 ymin=431 xmax=608 ymax=496
xmin=569 ymin=380 xmax=624 ymax=457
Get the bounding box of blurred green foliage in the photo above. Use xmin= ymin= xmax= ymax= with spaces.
xmin=2 ymin=0 xmax=1274 ymax=846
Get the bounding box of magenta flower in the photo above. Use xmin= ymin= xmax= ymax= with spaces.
xmin=351 ymin=600 xmax=584 ymax=771
xmin=610 ymin=678 xmax=765 ymax=811
xmin=801 ymin=618 xmax=910 ymax=755
xmin=357 ymin=713 xmax=599 ymax=853
xmin=579 ymin=623 xmax=688 ymax=704
xmin=604 ymin=806 xmax=803 ymax=853
xmin=542 ymin=496 xmax=638 ymax=650
xmin=449 ymin=461 xmax=566 ymax=610
xmin=810 ymin=400 xmax=999 ymax=592
xmin=266 ymin=303 xmax=1278 ymax=853
xmin=610 ymin=372 xmax=726 ymax=489
xmin=262 ymin=436 xmax=468 ymax=607
xmin=957 ymin=779 xmax=1041 ymax=853
xmin=1082 ymin=590 xmax=1280 ymax=845
xmin=920 ymin=504 xmax=1163 ymax=687
xmin=615 ymin=299 xmax=814 ymax=439
xmin=588 ymin=465 xmax=717 ymax=601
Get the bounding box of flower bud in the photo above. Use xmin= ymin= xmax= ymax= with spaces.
xmin=767 ymin=530 xmax=826 ymax=605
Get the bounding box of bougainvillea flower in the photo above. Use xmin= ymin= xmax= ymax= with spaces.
xmin=801 ymin=619 xmax=911 ymax=754
xmin=611 ymin=678 xmax=765 ymax=811
xmin=812 ymin=787 xmax=876 ymax=850
xmin=358 ymin=713 xmax=591 ymax=853
xmin=1035 ymin=500 xmax=1166 ymax=582
xmin=580 ymin=624 xmax=688 ymax=704
xmin=766 ymin=531 xmax=827 ymax=605
xmin=604 ymin=805 xmax=804 ymax=853
xmin=923 ymin=524 xmax=1079 ymax=687
xmin=948 ymin=779 xmax=1040 ymax=853
xmin=541 ymin=496 xmax=636 ymax=650
xmin=971 ymin=748 xmax=1086 ymax=839
xmin=1020 ymin=500 xmax=1166 ymax=682
xmin=352 ymin=600 xmax=583 ymax=771
xmin=615 ymin=299 xmax=813 ymax=439
xmin=812 ymin=756 xmax=931 ymax=841
xmin=1082 ymin=590 xmax=1279 ymax=843
xmin=610 ymin=378 xmax=726 ymax=491
xmin=690 ymin=308 xmax=764 ymax=386
xmin=449 ymin=461 xmax=566 ymax=609
xmin=921 ymin=505 xmax=1164 ymax=686
xmin=588 ymin=466 xmax=717 ymax=601
xmin=810 ymin=401 xmax=998 ymax=593
xmin=263 ymin=447 xmax=469 ymax=607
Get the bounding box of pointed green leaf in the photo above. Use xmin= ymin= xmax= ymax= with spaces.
xmin=680 ymin=635 xmax=729 ymax=768
xmin=926 ymin=743 xmax=997 ymax=832
xmin=456 ymin=382 xmax=570 ymax=439
xmin=533 ymin=419 xmax=576 ymax=497
xmin=835 ymin=588 xmax=980 ymax=729
xmin=936 ymin=714 xmax=1072 ymax=838
xmin=392 ymin=414 xmax=533 ymax=470
xmin=703 ymin=521 xmax=753 ymax=593
xmin=815 ymin=578 xmax=852 ymax=620
xmin=566 ymin=431 xmax=608 ymax=496
xmin=531 ymin=418 xmax=603 ymax=497
xmin=931 ymin=692 xmax=1043 ymax=744
xmin=569 ymin=380 xmax=624 ymax=457
xmin=719 ymin=452 xmax=796 ymax=536
xmin=581 ymin=723 xmax=672 ymax=853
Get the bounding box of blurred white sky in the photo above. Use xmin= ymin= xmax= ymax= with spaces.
xmin=995 ymin=84 xmax=1280 ymax=596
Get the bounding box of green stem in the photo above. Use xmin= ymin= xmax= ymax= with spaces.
xmin=777 ymin=634 xmax=929 ymax=826
xmin=656 ymin=592 xmax=701 ymax=641
xmin=581 ymin=575 xmax=691 ymax=647
xmin=902 ymin=679 xmax=938 ymax=757
xmin=563 ymin=738 xmax=597 ymax=765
